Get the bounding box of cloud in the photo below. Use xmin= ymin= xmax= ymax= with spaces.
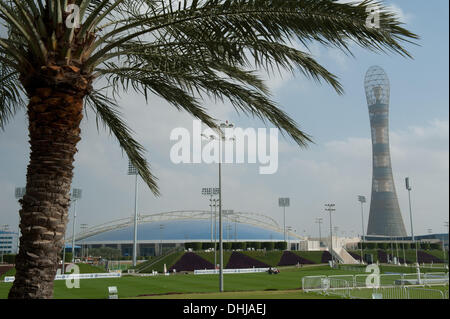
xmin=387 ymin=3 xmax=414 ymax=24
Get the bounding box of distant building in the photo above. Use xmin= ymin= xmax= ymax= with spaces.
xmin=364 ymin=66 xmax=407 ymax=237
xmin=0 ymin=230 xmax=18 ymax=255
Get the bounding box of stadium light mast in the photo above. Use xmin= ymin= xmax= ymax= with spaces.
xmin=358 ymin=195 xmax=367 ymax=264
xmin=405 ymin=177 xmax=418 ymax=266
xmin=202 ymin=187 xmax=219 ymax=242
xmin=315 ymin=218 xmax=323 ymax=248
xmin=218 ymin=121 xmax=234 ymax=292
xmin=128 ymin=161 xmax=139 ymax=267
xmin=70 ymin=188 xmax=82 ymax=262
xmin=212 ymin=198 xmax=218 ymax=267
xmin=278 ymin=198 xmax=290 ymax=242
xmin=159 ymin=224 xmax=165 ymax=256
xmin=325 ymin=204 xmax=336 ymax=265
xmin=202 ymin=121 xmax=235 ymax=292
xmin=444 ymin=222 xmax=449 ymax=267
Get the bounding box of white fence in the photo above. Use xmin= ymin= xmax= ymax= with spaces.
xmin=194 ymin=268 xmax=269 ymax=275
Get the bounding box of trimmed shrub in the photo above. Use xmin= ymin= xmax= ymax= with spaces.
xmin=192 ymin=242 xmax=203 ymax=251
xmin=231 ymin=242 xmax=247 ymax=250
xmin=430 ymin=243 xmax=441 ymax=250
xmin=247 ymin=242 xmax=261 ymax=250
xmin=275 ymin=242 xmax=287 ymax=250
xmin=202 ymin=242 xmax=214 ymax=250
xmin=223 ymin=242 xmax=232 ymax=250
xmin=261 ymin=242 xmax=275 ymax=251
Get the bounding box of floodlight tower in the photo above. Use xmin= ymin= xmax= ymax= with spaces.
xmin=128 ymin=161 xmax=139 ymax=267
xmin=70 ymin=188 xmax=82 ymax=261
xmin=278 ymin=198 xmax=290 ymax=242
xmin=364 ymin=66 xmax=407 ymax=237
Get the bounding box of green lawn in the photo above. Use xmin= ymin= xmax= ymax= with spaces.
xmin=240 ymin=251 xmax=283 ymax=266
xmin=195 ymin=251 xmax=233 ymax=268
xmin=292 ymin=251 xmax=326 ymax=264
xmin=139 ymin=251 xmax=185 ymax=273
xmin=134 ymin=289 xmax=339 ymax=299
xmin=0 ymin=265 xmax=357 ymax=299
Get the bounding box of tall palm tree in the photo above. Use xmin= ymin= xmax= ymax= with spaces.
xmin=0 ymin=0 xmax=417 ymax=298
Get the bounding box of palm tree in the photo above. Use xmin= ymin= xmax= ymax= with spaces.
xmin=0 ymin=0 xmax=417 ymax=298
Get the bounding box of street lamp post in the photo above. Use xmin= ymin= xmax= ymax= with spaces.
xmin=70 ymin=188 xmax=82 ymax=262
xmin=278 ymin=198 xmax=290 ymax=243
xmin=358 ymin=196 xmax=366 ymax=264
xmin=315 ymin=218 xmax=323 ymax=248
xmin=213 ymin=198 xmax=218 ymax=267
xmin=159 ymin=224 xmax=165 ymax=256
xmin=405 ymin=177 xmax=418 ymax=266
xmin=128 ymin=161 xmax=139 ymax=267
xmin=325 ymin=204 xmax=336 ymax=265
xmin=80 ymin=224 xmax=88 ymax=259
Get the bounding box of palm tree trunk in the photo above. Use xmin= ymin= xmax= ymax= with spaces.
xmin=8 ymin=86 xmax=84 ymax=299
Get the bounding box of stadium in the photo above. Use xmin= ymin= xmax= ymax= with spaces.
xmin=71 ymin=210 xmax=310 ymax=257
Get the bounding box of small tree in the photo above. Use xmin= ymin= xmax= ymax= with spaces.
xmin=430 ymin=243 xmax=441 ymax=250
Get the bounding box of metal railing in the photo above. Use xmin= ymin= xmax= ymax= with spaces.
xmin=302 ymin=273 xmax=449 ymax=299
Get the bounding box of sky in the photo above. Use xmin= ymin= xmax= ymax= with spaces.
xmin=0 ymin=1 xmax=448 ymax=239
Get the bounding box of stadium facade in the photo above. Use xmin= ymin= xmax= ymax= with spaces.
xmin=364 ymin=66 xmax=407 ymax=237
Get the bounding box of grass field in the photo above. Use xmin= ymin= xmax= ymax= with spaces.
xmin=195 ymin=251 xmax=233 ymax=268
xmin=139 ymin=251 xmax=185 ymax=273
xmin=134 ymin=289 xmax=340 ymax=299
xmin=1 ymin=264 xmax=447 ymax=299
xmin=0 ymin=265 xmax=355 ymax=299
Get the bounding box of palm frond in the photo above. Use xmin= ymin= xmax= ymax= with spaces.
xmin=85 ymin=91 xmax=160 ymax=196
xmin=0 ymin=55 xmax=24 ymax=130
